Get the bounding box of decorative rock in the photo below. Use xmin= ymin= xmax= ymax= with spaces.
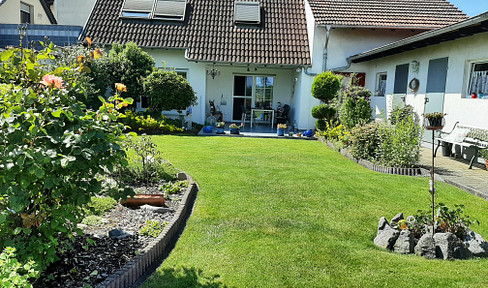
xmin=463 ymin=230 xmax=488 ymax=257
xmin=434 ymin=232 xmax=472 ymax=260
xmin=414 ymin=234 xmax=436 ymax=259
xmin=391 ymin=213 xmax=404 ymax=224
xmin=108 ymin=229 xmax=132 ymax=240
xmin=394 ymin=230 xmax=414 ymax=254
xmin=374 ymin=218 xmax=399 ymax=250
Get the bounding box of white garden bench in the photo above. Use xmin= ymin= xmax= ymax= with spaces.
xmin=434 ymin=122 xmax=488 ymax=169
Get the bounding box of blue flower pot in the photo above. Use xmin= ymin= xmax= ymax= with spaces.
xmin=230 ymin=128 xmax=240 ymax=135
xmin=277 ymin=128 xmax=285 ymax=136
xmin=216 ymin=127 xmax=225 ymax=134
xmin=203 ymin=126 xmax=213 ymax=133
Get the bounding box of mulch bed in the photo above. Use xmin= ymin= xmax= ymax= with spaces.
xmin=33 ymin=183 xmax=185 ymax=288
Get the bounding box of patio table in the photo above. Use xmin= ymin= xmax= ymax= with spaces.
xmin=251 ymin=108 xmax=274 ymax=129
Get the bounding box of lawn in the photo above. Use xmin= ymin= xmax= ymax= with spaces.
xmin=142 ymin=135 xmax=488 ymax=288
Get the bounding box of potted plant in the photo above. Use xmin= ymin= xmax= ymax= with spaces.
xmin=424 ymin=112 xmax=446 ymax=129
xmin=216 ymin=122 xmax=226 ymax=134
xmin=481 ymin=148 xmax=488 ymax=170
xmin=229 ymin=123 xmax=243 ymax=134
xmin=277 ymin=123 xmax=287 ymax=136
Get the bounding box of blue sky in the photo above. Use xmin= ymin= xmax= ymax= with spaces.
xmin=448 ymin=0 xmax=488 ymax=16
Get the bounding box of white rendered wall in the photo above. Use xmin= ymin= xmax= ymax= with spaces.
xmin=53 ymin=0 xmax=96 ymax=26
xmin=350 ymin=32 xmax=488 ymax=131
xmin=143 ymin=49 xmax=207 ymax=124
xmin=0 ymin=0 xmax=52 ymax=24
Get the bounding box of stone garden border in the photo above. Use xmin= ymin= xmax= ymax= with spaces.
xmin=320 ymin=138 xmax=430 ymax=177
xmin=97 ymin=171 xmax=198 ymax=288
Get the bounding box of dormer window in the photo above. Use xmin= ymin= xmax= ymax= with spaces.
xmin=234 ymin=1 xmax=260 ymax=25
xmin=121 ymin=0 xmax=186 ymax=21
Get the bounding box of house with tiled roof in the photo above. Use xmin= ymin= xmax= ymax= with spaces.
xmin=81 ymin=0 xmax=467 ymax=129
xmin=345 ymin=11 xmax=488 ymax=149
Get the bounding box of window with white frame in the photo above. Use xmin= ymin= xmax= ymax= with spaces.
xmin=232 ymin=75 xmax=274 ymax=121
xmin=468 ymin=62 xmax=488 ymax=98
xmin=20 ymin=2 xmax=33 ymax=24
xmin=121 ymin=0 xmax=187 ymax=21
xmin=375 ymin=72 xmax=387 ymax=97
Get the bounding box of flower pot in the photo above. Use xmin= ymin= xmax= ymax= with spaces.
xmin=202 ymin=126 xmax=213 ymax=133
xmin=120 ymin=194 xmax=165 ymax=207
xmin=216 ymin=127 xmax=225 ymax=134
xmin=485 ymin=159 xmax=488 ymax=171
xmin=277 ymin=128 xmax=285 ymax=136
xmin=427 ymin=117 xmax=442 ymax=128
xmin=230 ymin=128 xmax=240 ymax=135
xmin=441 ymin=141 xmax=452 ymax=156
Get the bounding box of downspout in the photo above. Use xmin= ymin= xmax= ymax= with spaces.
xmin=322 ymin=25 xmax=331 ymax=71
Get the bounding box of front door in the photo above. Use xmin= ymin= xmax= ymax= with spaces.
xmin=423 ymin=57 xmax=448 ymax=143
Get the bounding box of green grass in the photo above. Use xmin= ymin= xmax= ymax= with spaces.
xmin=142 ymin=136 xmax=488 ymax=288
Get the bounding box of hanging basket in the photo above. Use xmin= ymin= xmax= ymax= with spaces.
xmin=424 ymin=113 xmax=446 ymax=130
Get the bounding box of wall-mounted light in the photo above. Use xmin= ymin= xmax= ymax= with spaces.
xmin=206 ymin=63 xmax=220 ymax=79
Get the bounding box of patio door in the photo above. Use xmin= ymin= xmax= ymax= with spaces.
xmin=423 ymin=57 xmax=448 ymax=143
xmin=232 ymin=75 xmax=274 ymax=121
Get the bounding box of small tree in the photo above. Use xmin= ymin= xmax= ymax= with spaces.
xmin=143 ymin=69 xmax=197 ymax=114
xmin=311 ymin=71 xmax=342 ymax=130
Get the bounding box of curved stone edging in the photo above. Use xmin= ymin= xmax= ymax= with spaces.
xmin=320 ymin=138 xmax=429 ymax=177
xmin=97 ymin=172 xmax=198 ymax=288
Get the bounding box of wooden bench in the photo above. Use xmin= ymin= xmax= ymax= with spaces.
xmin=434 ymin=122 xmax=488 ymax=169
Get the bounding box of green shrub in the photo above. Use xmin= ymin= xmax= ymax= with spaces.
xmin=311 ymin=71 xmax=341 ymax=103
xmin=390 ymin=105 xmax=416 ymax=125
xmin=140 ymin=220 xmax=168 ymax=238
xmin=339 ymin=97 xmax=372 ymax=130
xmin=121 ymin=134 xmax=178 ymax=184
xmin=121 ymin=110 xmax=184 ymax=134
xmin=160 ymin=181 xmax=189 ymax=195
xmin=377 ymin=114 xmax=422 ymax=168
xmin=350 ymin=123 xmax=382 ymax=161
xmin=311 ymin=104 xmax=336 ymax=120
xmin=339 ymin=85 xmax=372 ymax=102
xmin=0 ymin=44 xmax=133 ymax=269
xmin=315 ymin=119 xmax=327 ymax=131
xmin=81 ymin=215 xmax=102 ymax=226
xmin=0 ymin=247 xmax=39 ymax=288
xmin=143 ymin=69 xmax=197 ymax=114
xmin=84 ymin=196 xmax=117 ymax=216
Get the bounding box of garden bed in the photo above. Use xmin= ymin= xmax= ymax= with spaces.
xmin=34 ymin=172 xmax=198 ymax=288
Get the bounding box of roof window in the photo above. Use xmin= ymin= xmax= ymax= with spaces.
xmin=234 ymin=1 xmax=260 ymax=24
xmin=121 ymin=0 xmax=186 ymax=21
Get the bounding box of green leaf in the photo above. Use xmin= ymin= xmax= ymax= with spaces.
xmin=0 ymin=214 xmax=6 ymax=224
xmin=13 ymin=227 xmax=22 ymax=235
xmin=0 ymin=49 xmax=14 ymax=61
xmin=51 ymin=109 xmax=63 ymax=118
xmin=44 ymin=177 xmax=54 ymax=189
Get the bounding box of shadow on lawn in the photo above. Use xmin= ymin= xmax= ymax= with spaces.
xmin=147 ymin=267 xmax=229 ymax=288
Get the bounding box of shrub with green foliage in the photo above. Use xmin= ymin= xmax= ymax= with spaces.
xmin=140 ymin=220 xmax=168 ymax=238
xmin=315 ymin=119 xmax=327 ymax=131
xmin=81 ymin=215 xmax=102 ymax=226
xmin=160 ymin=181 xmax=189 ymax=196
xmin=389 ymin=105 xmax=416 ymax=125
xmin=121 ymin=110 xmax=184 ymax=134
xmin=311 ymin=71 xmax=341 ymax=103
xmin=311 ymin=104 xmax=336 ymax=121
xmin=143 ymin=69 xmax=197 ymax=114
xmin=350 ymin=122 xmax=382 ymax=161
xmin=0 ymin=247 xmax=39 ymax=288
xmin=0 ymin=44 xmax=133 ymax=269
xmin=84 ymin=196 xmax=117 ymax=216
xmin=339 ymin=97 xmax=372 ymax=130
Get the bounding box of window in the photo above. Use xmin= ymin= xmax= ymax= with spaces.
xmin=232 ymin=75 xmax=274 ymax=120
xmin=393 ymin=64 xmax=409 ymax=94
xmin=20 ymin=2 xmax=32 ymax=24
xmin=234 ymin=1 xmax=260 ymax=24
xmin=375 ymin=73 xmax=387 ymax=96
xmin=468 ymin=62 xmax=488 ymax=97
xmin=121 ymin=0 xmax=186 ymax=21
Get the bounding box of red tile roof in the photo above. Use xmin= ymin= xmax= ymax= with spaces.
xmin=308 ymin=0 xmax=468 ymax=29
xmin=83 ymin=0 xmax=311 ymax=66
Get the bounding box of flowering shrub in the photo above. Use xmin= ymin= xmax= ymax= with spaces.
xmin=0 ymin=44 xmax=133 ymax=269
xmin=121 ymin=110 xmax=184 ymax=134
xmin=350 ymin=123 xmax=382 ymax=161
xmin=0 ymin=247 xmax=38 ymax=288
xmin=277 ymin=123 xmax=287 ymax=129
xmin=229 ymin=123 xmax=243 ymax=129
xmin=216 ymin=122 xmax=226 ymax=128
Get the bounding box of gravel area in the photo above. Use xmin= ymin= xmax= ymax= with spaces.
xmin=34 ymin=183 xmax=186 ymax=288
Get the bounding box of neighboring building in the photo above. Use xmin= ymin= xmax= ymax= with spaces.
xmin=51 ymin=0 xmax=97 ymax=26
xmin=82 ymin=0 xmax=468 ymax=128
xmin=347 ymin=12 xmax=488 ymax=138
xmin=0 ymin=0 xmax=82 ymax=49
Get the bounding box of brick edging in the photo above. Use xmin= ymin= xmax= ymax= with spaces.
xmin=320 ymin=137 xmax=428 ymax=177
xmin=97 ymin=172 xmax=198 ymax=288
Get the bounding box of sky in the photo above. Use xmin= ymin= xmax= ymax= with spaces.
xmin=448 ymin=0 xmax=488 ymax=17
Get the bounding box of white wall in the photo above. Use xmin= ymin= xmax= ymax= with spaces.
xmin=143 ymin=49 xmax=207 ymax=124
xmin=205 ymin=65 xmax=295 ymax=123
xmin=0 ymin=0 xmax=52 ymax=24
xmin=53 ymin=0 xmax=96 ymax=26
xmin=350 ymin=32 xmax=488 ymax=131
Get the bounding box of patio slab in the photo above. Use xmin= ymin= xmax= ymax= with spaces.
xmin=419 ymin=147 xmax=488 ymax=200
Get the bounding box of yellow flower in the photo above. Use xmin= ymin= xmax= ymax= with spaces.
xmin=115 ymin=83 xmax=127 ymax=92
xmin=77 ymin=55 xmax=85 ymax=63
xmin=85 ymin=37 xmax=92 ymax=46
xmin=93 ymin=48 xmax=103 ymax=59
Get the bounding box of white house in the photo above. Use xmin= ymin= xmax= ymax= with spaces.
xmin=346 ymin=12 xmax=488 ymax=137
xmin=81 ymin=0 xmax=467 ymax=129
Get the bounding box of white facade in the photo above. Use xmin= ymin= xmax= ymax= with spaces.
xmin=0 ymin=0 xmax=52 ymax=24
xmin=349 ymin=32 xmax=488 ymax=132
xmin=53 ymin=0 xmax=96 ymax=26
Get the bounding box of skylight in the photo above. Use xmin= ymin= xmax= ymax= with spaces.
xmin=154 ymin=0 xmax=187 ymax=21
xmin=121 ymin=0 xmax=187 ymax=21
xmin=234 ymin=1 xmax=260 ymax=24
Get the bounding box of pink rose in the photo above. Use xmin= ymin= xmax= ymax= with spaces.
xmin=41 ymin=74 xmax=64 ymax=89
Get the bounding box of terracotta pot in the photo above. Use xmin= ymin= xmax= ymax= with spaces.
xmin=120 ymin=194 xmax=165 ymax=207
xmin=485 ymin=159 xmax=488 ymax=171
